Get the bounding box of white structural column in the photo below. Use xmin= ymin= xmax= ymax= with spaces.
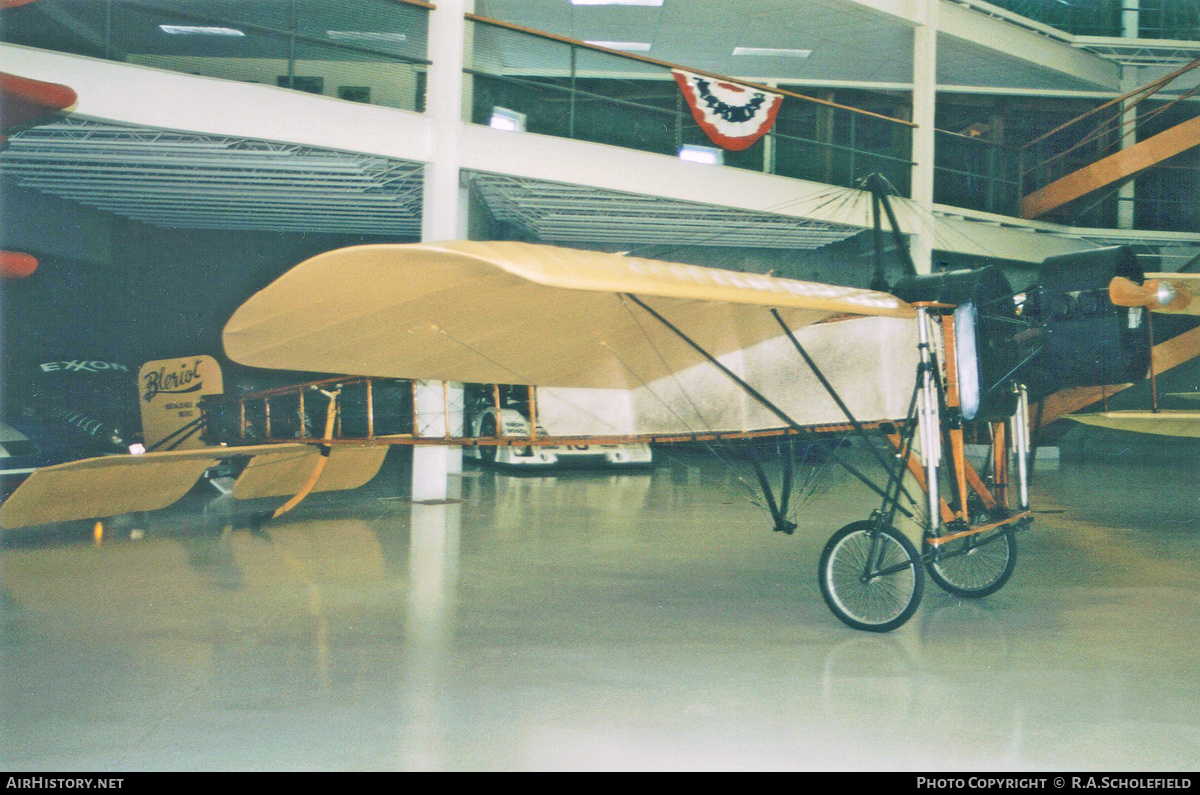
xmin=423 ymin=0 xmax=468 ymax=237
xmin=909 ymin=0 xmax=937 ymax=275
xmin=1123 ymin=0 xmax=1141 ymax=39
xmin=415 ymin=0 xmax=471 ymax=500
xmin=1118 ymin=3 xmax=1139 ymax=229
xmin=1117 ymin=69 xmax=1138 ymax=229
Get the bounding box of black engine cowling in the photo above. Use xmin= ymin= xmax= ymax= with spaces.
xmin=1020 ymin=246 xmax=1151 ymax=401
xmin=888 ymin=246 xmax=1153 ymax=421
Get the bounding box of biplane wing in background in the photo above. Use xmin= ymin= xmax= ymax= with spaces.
xmin=1067 ymin=409 xmax=1200 ymax=438
xmin=1063 ymin=269 xmax=1200 ymax=437
xmin=1 ymin=71 xmax=76 ymax=279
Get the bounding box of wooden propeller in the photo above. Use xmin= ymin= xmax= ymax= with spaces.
xmin=1109 ymin=276 xmax=1192 ymax=312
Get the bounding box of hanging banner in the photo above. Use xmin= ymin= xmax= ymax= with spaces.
xmin=672 ymin=69 xmax=783 ymax=151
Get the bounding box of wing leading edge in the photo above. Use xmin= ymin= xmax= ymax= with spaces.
xmin=222 ymin=241 xmax=915 ymax=389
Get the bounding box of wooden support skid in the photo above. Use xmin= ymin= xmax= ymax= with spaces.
xmin=925 ymin=510 xmax=1032 ymax=547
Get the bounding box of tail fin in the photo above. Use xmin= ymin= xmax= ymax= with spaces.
xmin=137 ymin=356 xmax=224 ymax=450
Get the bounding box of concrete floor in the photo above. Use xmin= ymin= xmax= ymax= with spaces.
xmin=2 ymin=446 xmax=1198 ymax=771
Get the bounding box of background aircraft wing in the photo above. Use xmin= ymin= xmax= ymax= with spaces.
xmin=1067 ymin=410 xmax=1200 ymax=438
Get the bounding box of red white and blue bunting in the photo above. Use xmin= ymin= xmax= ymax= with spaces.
xmin=671 ymin=69 xmax=783 ymax=151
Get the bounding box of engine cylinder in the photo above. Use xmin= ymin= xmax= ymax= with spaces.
xmin=1024 ymin=246 xmax=1150 ymax=400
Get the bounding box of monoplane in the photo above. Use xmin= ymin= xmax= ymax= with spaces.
xmin=3 ymin=224 xmax=1186 ymax=631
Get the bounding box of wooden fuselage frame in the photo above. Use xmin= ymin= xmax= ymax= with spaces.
xmin=212 ymin=373 xmax=892 ymax=448
xmin=210 ymin=303 xmax=1031 ymax=543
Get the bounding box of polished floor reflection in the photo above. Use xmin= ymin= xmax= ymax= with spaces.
xmin=2 ymin=448 xmax=1198 ymax=771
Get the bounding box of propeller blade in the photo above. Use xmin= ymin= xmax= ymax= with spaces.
xmin=1108 ymin=276 xmax=1192 ymax=312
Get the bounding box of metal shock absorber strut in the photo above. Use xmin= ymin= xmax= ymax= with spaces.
xmin=1014 ymin=383 xmax=1031 ymax=511
xmin=915 ymin=305 xmax=943 ymax=535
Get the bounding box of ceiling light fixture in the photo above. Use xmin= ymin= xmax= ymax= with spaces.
xmin=571 ymin=0 xmax=665 ymax=7
xmin=732 ymin=46 xmax=812 ymax=58
xmin=158 ymin=25 xmax=245 ymax=37
xmin=326 ymin=31 xmax=408 ymax=44
xmin=584 ymin=40 xmax=652 ymax=51
xmin=490 ymin=107 xmax=527 ymax=132
xmin=678 ymin=144 xmax=723 ymax=166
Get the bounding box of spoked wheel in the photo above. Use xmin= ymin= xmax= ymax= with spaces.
xmin=819 ymin=520 xmax=924 ymax=633
xmin=923 ymin=524 xmax=1017 ymax=599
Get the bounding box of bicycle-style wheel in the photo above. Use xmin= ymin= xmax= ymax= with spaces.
xmin=924 ymin=527 xmax=1017 ymax=598
xmin=818 ymin=520 xmax=924 ymax=632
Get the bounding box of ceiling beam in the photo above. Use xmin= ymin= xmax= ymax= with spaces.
xmin=0 ymin=44 xmax=435 ymax=163
xmin=839 ymin=0 xmax=1121 ymax=90
xmin=938 ymin=1 xmax=1120 ymax=90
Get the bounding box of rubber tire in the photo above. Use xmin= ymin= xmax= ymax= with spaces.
xmin=478 ymin=415 xmax=498 ymax=464
xmin=924 ymin=526 xmax=1017 ymax=599
xmin=819 ymin=520 xmax=924 ymax=633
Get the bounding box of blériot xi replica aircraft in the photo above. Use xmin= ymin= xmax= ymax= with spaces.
xmin=2 ymin=218 xmax=1193 ymax=631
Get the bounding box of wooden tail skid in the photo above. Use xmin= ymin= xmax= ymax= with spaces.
xmin=263 ymin=387 xmax=341 ymax=522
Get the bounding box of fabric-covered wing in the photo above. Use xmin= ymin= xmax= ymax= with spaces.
xmin=223 ymin=241 xmax=914 ymax=388
xmin=0 ymin=449 xmax=226 ymax=530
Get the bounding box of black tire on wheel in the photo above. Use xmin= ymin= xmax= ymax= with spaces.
xmin=478 ymin=415 xmax=498 ymax=464
xmin=924 ymin=526 xmax=1017 ymax=598
xmin=818 ymin=520 xmax=924 ymax=633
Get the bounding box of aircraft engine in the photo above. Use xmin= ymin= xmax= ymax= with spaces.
xmin=1020 ymin=246 xmax=1151 ymax=401
xmin=891 ymin=246 xmax=1153 ymax=422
